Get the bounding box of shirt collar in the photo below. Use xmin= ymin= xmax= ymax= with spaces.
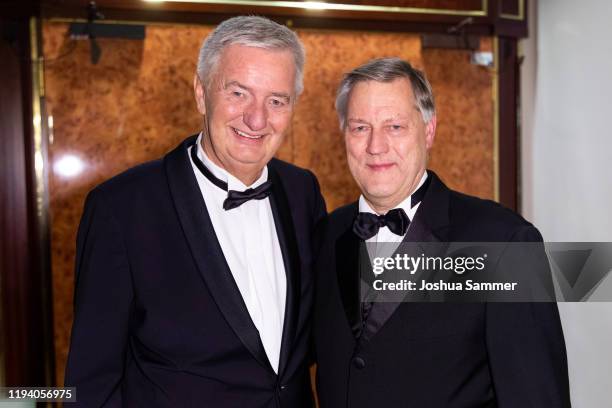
xmin=195 ymin=132 xmax=268 ymax=192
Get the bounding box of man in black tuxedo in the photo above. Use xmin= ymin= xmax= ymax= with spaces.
xmin=314 ymin=58 xmax=570 ymax=407
xmin=65 ymin=16 xmax=325 ymax=407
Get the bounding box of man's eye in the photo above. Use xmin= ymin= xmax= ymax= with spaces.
xmin=389 ymin=125 xmax=402 ymax=131
xmin=232 ymin=91 xmax=243 ymax=97
xmin=352 ymin=126 xmax=368 ymax=133
xmin=270 ymin=98 xmax=285 ymax=107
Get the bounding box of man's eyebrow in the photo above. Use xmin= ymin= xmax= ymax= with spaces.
xmin=382 ymin=116 xmax=409 ymax=123
xmin=271 ymin=92 xmax=291 ymax=102
xmin=347 ymin=118 xmax=369 ymax=123
xmin=224 ymin=81 xmax=291 ymax=101
xmin=224 ymin=80 xmax=250 ymax=92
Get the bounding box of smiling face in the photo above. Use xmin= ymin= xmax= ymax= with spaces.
xmin=344 ymin=78 xmax=436 ymax=213
xmin=194 ymin=44 xmax=296 ymax=185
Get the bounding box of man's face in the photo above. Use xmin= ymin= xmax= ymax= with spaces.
xmin=344 ymin=78 xmax=436 ymax=212
xmin=194 ymin=44 xmax=296 ymax=184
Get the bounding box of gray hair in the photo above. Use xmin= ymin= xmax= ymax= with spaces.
xmin=196 ymin=16 xmax=306 ymax=96
xmin=335 ymin=57 xmax=436 ymax=130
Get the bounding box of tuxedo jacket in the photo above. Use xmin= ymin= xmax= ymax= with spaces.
xmin=65 ymin=136 xmax=326 ymax=407
xmin=314 ymin=171 xmax=570 ymax=408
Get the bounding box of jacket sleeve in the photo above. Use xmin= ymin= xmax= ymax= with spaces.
xmin=485 ymin=302 xmax=571 ymax=407
xmin=64 ymin=188 xmax=133 ymax=407
xmin=486 ymin=225 xmax=571 ymax=407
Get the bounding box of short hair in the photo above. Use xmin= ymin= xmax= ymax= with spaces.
xmin=335 ymin=57 xmax=436 ymax=130
xmin=196 ymin=16 xmax=306 ymax=96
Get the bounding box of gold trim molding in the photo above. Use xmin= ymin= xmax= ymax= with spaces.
xmin=30 ymin=16 xmax=55 ymax=389
xmin=142 ymin=0 xmax=488 ymax=17
xmin=492 ymin=36 xmax=500 ymax=203
xmin=30 ymin=17 xmax=46 ymax=224
xmin=499 ymin=0 xmax=525 ymax=20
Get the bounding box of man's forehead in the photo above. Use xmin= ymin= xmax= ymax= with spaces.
xmin=211 ymin=46 xmax=296 ymax=94
xmin=348 ymin=111 xmax=413 ymax=123
xmin=350 ymin=78 xmax=415 ymax=99
xmin=349 ymin=78 xmax=416 ymax=103
xmin=347 ymin=80 xmax=418 ymax=119
xmin=219 ymin=43 xmax=294 ymax=63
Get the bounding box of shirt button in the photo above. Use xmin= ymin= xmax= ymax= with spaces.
xmin=352 ymin=356 xmax=366 ymax=369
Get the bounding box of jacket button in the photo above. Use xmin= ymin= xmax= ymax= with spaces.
xmin=352 ymin=356 xmax=366 ymax=369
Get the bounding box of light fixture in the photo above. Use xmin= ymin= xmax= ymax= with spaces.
xmin=54 ymin=155 xmax=86 ymax=178
xmin=299 ymin=2 xmax=329 ymax=10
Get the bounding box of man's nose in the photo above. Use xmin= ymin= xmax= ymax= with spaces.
xmin=366 ymin=128 xmax=389 ymax=155
xmin=243 ymin=100 xmax=268 ymax=131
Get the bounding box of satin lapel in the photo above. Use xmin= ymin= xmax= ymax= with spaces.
xmin=164 ymin=136 xmax=273 ymax=373
xmin=267 ymin=165 xmax=300 ymax=378
xmin=359 ymin=173 xmax=448 ymax=345
xmin=335 ymin=205 xmax=362 ymax=339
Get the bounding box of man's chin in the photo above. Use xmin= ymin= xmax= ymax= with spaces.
xmin=363 ymin=189 xmax=400 ymax=204
xmin=228 ymin=150 xmax=269 ymax=166
xmin=228 ymin=155 xmax=271 ymax=173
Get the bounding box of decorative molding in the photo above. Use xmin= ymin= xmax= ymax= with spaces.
xmin=139 ymin=0 xmax=488 ymax=17
xmin=499 ymin=0 xmax=525 ymax=21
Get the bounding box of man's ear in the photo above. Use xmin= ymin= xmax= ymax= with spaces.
xmin=193 ymin=74 xmax=207 ymax=116
xmin=425 ymin=115 xmax=437 ymax=149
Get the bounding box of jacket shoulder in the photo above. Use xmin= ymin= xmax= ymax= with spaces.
xmin=447 ymin=190 xmax=541 ymax=241
xmin=449 ymin=190 xmax=529 ymax=225
xmin=268 ymin=158 xmax=323 ymax=203
xmin=329 ymin=202 xmax=357 ymax=221
xmin=90 ymin=159 xmax=165 ymax=202
xmin=269 ymin=158 xmax=313 ymax=180
xmin=325 ymin=202 xmax=358 ymax=233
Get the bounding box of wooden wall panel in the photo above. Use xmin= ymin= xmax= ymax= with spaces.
xmin=424 ymin=46 xmax=494 ymax=198
xmin=43 ymin=21 xmax=494 ymax=384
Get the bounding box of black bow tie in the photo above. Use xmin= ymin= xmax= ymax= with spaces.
xmin=353 ymin=208 xmax=410 ymax=241
xmin=190 ymin=142 xmax=273 ymax=210
xmin=352 ymin=175 xmax=431 ymax=240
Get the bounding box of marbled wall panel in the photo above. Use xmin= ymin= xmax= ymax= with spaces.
xmin=44 ymin=20 xmax=494 ymax=385
xmin=424 ymin=47 xmax=494 ymax=198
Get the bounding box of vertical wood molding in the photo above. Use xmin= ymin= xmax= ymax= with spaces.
xmin=0 ymin=16 xmax=35 ymax=387
xmin=0 ymin=13 xmax=55 ymax=388
xmin=497 ymin=37 xmax=519 ymax=211
xmin=29 ymin=15 xmax=56 ymax=388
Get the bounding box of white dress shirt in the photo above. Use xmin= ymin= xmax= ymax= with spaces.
xmin=359 ymin=171 xmax=428 ymax=261
xmin=189 ymin=134 xmax=286 ymax=373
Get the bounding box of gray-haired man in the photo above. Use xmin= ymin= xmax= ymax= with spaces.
xmin=66 ymin=16 xmax=325 ymax=407
xmin=314 ymin=58 xmax=570 ymax=407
